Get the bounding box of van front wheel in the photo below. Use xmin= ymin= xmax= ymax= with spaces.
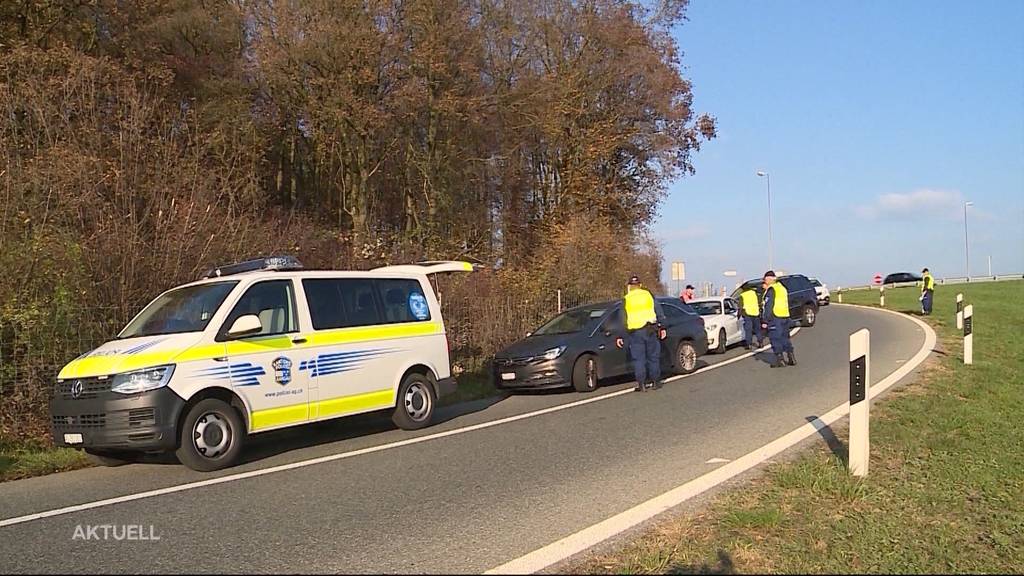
xmin=393 ymin=373 xmax=436 ymax=430
xmin=175 ymin=398 xmax=245 ymax=472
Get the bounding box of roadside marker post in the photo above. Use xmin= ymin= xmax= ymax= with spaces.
xmin=849 ymin=329 xmax=870 ymax=477
xmin=837 ymin=286 xmax=842 ymax=303
xmin=964 ymin=304 xmax=973 ymax=365
xmin=956 ymin=293 xmax=964 ymax=330
xmin=880 ymin=285 xmax=885 ymax=308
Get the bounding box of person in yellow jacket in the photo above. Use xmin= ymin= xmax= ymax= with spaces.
xmin=615 ymin=275 xmax=667 ymax=392
xmin=920 ymin=267 xmax=935 ymax=315
xmin=738 ymin=283 xmax=763 ymax=350
xmin=761 ymin=270 xmax=795 ymax=368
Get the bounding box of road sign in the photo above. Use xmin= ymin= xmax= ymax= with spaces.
xmin=873 ymin=273 xmax=882 ymax=285
xmin=671 ymin=262 xmax=686 ymax=281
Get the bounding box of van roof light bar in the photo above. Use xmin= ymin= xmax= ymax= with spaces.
xmin=201 ymin=256 xmax=304 ymax=279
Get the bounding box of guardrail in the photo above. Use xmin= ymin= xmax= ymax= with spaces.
xmin=837 ymin=274 xmax=1024 ymax=292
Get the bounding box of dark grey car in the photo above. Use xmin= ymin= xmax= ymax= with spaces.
xmin=492 ymin=298 xmax=709 ymax=393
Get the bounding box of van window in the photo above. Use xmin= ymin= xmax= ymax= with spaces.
xmin=219 ymin=280 xmax=297 ymax=339
xmin=377 ymin=279 xmax=431 ymax=323
xmin=302 ymin=278 xmax=384 ymax=330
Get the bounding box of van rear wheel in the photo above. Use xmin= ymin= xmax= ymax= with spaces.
xmin=393 ymin=373 xmax=436 ymax=430
xmin=175 ymin=398 xmax=245 ymax=472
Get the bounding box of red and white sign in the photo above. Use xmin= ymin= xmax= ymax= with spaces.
xmin=873 ymin=273 xmax=883 ymax=285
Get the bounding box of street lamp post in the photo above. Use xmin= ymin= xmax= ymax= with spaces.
xmin=757 ymin=170 xmax=773 ymax=270
xmin=964 ymin=201 xmax=973 ymax=279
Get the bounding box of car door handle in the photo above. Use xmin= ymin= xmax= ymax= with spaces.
xmin=598 ymin=345 xmax=606 ymax=350
xmin=291 ymin=337 xmax=308 ymax=344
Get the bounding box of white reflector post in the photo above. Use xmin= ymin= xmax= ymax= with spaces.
xmin=964 ymin=304 xmax=974 ymax=365
xmin=880 ymin=286 xmax=885 ymax=308
xmin=956 ymin=293 xmax=964 ymax=330
xmin=849 ymin=329 xmax=870 ymax=477
xmin=838 ymin=287 xmax=843 ymax=303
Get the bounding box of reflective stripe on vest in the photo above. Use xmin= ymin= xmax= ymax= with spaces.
xmin=764 ymin=283 xmax=790 ymax=318
xmin=923 ymin=273 xmax=934 ymax=291
xmin=624 ymin=289 xmax=658 ymax=330
xmin=739 ymin=289 xmax=759 ymax=316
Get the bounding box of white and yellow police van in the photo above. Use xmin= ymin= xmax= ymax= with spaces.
xmin=51 ymin=257 xmax=474 ymax=471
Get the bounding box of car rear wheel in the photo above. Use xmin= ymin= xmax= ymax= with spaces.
xmin=714 ymin=329 xmax=727 ymax=354
xmin=571 ymin=355 xmax=598 ymax=393
xmin=175 ymin=398 xmax=246 ymax=472
xmin=801 ymin=305 xmax=817 ymax=327
xmin=392 ymin=372 xmax=436 ymax=430
xmin=674 ymin=340 xmax=698 ymax=374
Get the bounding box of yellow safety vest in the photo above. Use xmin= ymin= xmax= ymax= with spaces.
xmin=739 ymin=289 xmax=760 ymax=316
xmin=763 ymin=283 xmax=790 ymax=318
xmin=923 ymin=273 xmax=934 ymax=291
xmin=624 ymin=288 xmax=658 ymax=330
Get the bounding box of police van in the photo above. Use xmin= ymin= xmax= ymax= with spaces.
xmin=51 ymin=257 xmax=474 ymax=471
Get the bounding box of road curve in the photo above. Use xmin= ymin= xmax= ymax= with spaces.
xmin=0 ymin=305 xmax=927 ymax=574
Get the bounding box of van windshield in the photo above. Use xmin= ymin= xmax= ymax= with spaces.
xmin=119 ymin=282 xmax=238 ymax=339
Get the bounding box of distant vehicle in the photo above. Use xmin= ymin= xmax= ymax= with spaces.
xmin=809 ymin=278 xmax=830 ymax=306
xmin=492 ymin=298 xmax=709 ymax=393
xmin=688 ymin=296 xmax=745 ymax=354
xmin=883 ymin=272 xmax=922 ymax=286
xmin=732 ymin=273 xmax=820 ymax=327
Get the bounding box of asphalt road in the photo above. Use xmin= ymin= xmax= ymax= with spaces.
xmin=0 ymin=305 xmax=926 ymax=574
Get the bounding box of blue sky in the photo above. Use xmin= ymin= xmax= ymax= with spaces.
xmin=656 ymin=0 xmax=1024 ymax=292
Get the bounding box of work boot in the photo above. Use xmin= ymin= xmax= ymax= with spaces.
xmin=786 ymin=351 xmax=797 ymax=366
xmin=635 ymin=382 xmax=646 ymax=392
xmin=770 ymin=356 xmax=785 ymax=368
xmin=652 ymin=380 xmax=663 ymax=390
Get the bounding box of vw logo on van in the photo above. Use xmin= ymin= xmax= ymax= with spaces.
xmin=70 ymin=380 xmax=85 ymax=399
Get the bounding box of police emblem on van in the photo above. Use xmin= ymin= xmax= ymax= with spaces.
xmin=272 ymin=357 xmax=293 ymax=386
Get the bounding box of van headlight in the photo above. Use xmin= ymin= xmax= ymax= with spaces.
xmin=111 ymin=365 xmax=175 ymax=395
xmin=543 ymin=346 xmax=567 ymax=361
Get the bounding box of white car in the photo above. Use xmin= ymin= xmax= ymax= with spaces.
xmin=810 ymin=277 xmax=830 ymax=306
xmin=688 ymin=297 xmax=745 ymax=354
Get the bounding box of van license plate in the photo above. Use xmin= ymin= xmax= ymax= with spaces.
xmin=501 ymin=373 xmax=516 ymax=381
xmin=64 ymin=433 xmax=83 ymax=444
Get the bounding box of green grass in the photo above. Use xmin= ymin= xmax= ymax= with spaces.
xmin=574 ymin=280 xmax=1024 ymax=574
xmin=0 ymin=438 xmax=90 ymax=482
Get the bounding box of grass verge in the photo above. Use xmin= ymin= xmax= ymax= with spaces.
xmin=0 ymin=438 xmax=90 ymax=482
xmin=571 ymin=280 xmax=1024 ymax=573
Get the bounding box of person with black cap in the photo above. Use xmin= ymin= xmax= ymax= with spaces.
xmin=681 ymin=284 xmax=696 ymax=303
xmin=616 ymin=275 xmax=668 ymax=391
xmin=761 ymin=270 xmax=795 ymax=368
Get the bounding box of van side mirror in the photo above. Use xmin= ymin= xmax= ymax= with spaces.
xmin=227 ymin=314 xmax=263 ymax=338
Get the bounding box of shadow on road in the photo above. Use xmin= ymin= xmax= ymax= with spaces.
xmin=137 ymin=394 xmax=509 ymax=467
xmin=667 ymin=550 xmax=736 ymax=574
xmin=805 ymin=415 xmax=848 ymax=466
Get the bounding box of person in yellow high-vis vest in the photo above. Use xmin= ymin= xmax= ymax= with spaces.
xmin=615 ymin=275 xmax=667 ymax=392
xmin=761 ymin=270 xmax=795 ymax=368
xmin=920 ymin=267 xmax=935 ymax=315
xmin=738 ymin=284 xmax=763 ymax=350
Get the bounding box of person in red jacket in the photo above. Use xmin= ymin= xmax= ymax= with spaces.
xmin=680 ymin=284 xmax=696 ymax=303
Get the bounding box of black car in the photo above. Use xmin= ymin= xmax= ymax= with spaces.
xmin=883 ymin=272 xmax=922 ymax=286
xmin=492 ymin=298 xmax=709 ymax=393
xmin=731 ymin=274 xmax=820 ymax=327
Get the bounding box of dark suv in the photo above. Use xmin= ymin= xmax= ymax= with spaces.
xmin=732 ymin=274 xmax=820 ymax=327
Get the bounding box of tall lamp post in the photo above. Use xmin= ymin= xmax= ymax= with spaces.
xmin=964 ymin=201 xmax=973 ymax=279
xmin=756 ymin=170 xmax=773 ymax=270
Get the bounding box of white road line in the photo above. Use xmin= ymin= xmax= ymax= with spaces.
xmin=0 ymin=331 xmax=795 ymax=529
xmin=485 ymin=306 xmax=935 ymax=575
xmin=705 ymin=458 xmax=730 ymax=464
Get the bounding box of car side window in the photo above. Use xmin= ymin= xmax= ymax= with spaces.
xmin=724 ymin=299 xmax=738 ymax=314
xmin=376 ymin=279 xmax=431 ymax=324
xmin=601 ymin=308 xmax=623 ymax=332
xmin=663 ymin=303 xmax=688 ymax=321
xmin=219 ymin=280 xmax=297 ymax=340
xmin=302 ymin=278 xmax=384 ymax=330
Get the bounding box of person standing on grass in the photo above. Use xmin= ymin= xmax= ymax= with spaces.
xmin=616 ymin=275 xmax=668 ymax=392
xmin=921 ymin=267 xmax=935 ymax=315
xmin=761 ymin=271 xmax=795 ymax=368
